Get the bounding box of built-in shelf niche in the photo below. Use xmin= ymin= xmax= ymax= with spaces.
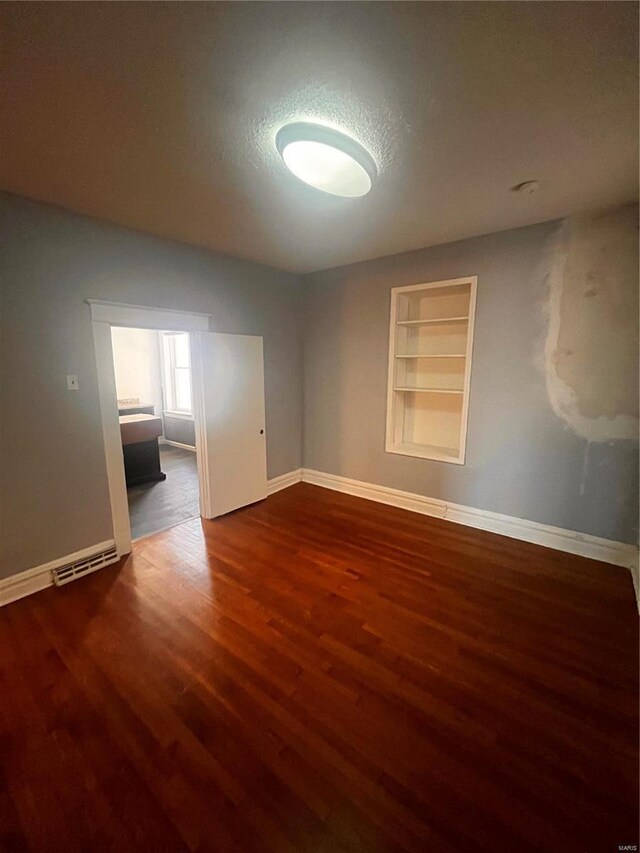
xmin=386 ymin=277 xmax=477 ymax=464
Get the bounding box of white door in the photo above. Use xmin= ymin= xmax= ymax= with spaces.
xmin=191 ymin=332 xmax=267 ymax=518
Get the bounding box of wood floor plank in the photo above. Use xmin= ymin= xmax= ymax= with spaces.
xmin=0 ymin=482 xmax=637 ymax=852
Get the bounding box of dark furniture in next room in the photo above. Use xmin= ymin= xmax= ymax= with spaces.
xmin=119 ymin=414 xmax=166 ymax=487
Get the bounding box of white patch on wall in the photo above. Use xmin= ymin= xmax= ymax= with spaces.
xmin=543 ymin=205 xmax=639 ymax=442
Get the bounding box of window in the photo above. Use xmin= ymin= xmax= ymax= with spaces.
xmin=385 ymin=277 xmax=477 ymax=464
xmin=160 ymin=332 xmax=192 ymax=414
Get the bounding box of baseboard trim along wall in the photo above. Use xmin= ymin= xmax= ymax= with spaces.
xmin=159 ymin=438 xmax=197 ymax=452
xmin=0 ymin=540 xmax=118 ymax=607
xmin=298 ymin=468 xmax=639 ymax=572
xmin=266 ymin=469 xmax=304 ymax=496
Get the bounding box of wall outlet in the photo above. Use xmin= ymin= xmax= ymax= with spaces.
xmin=67 ymin=374 xmax=79 ymax=391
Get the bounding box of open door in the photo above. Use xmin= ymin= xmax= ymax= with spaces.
xmin=191 ymin=332 xmax=267 ymax=518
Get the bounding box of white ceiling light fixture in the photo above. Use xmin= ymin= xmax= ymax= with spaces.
xmin=276 ymin=122 xmax=377 ymax=198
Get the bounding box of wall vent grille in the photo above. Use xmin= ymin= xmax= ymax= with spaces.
xmin=52 ymin=546 xmax=119 ymax=586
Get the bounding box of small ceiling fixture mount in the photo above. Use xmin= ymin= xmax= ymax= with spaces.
xmin=511 ymin=180 xmax=540 ymax=194
xmin=276 ymin=122 xmax=376 ymax=198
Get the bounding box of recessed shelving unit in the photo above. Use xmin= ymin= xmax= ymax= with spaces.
xmin=386 ymin=277 xmax=477 ymax=464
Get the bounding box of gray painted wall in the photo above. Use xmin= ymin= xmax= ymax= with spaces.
xmin=163 ymin=415 xmax=196 ymax=448
xmin=0 ymin=193 xmax=303 ymax=579
xmin=303 ymin=210 xmax=639 ymax=545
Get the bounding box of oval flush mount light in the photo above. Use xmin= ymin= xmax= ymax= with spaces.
xmin=276 ymin=122 xmax=377 ymax=198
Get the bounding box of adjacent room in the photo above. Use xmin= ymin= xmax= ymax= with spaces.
xmin=0 ymin=2 xmax=638 ymax=851
xmin=111 ymin=326 xmax=199 ymax=540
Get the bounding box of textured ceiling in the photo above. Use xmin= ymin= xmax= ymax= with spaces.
xmin=1 ymin=2 xmax=638 ymax=273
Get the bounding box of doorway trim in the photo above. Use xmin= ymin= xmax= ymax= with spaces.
xmin=88 ymin=300 xmax=211 ymax=557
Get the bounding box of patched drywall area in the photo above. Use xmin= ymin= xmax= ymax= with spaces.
xmin=544 ymin=205 xmax=639 ymax=442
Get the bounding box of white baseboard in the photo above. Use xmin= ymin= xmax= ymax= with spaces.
xmin=302 ymin=469 xmax=447 ymax=519
xmin=444 ymin=500 xmax=638 ymax=570
xmin=159 ymin=439 xmax=197 ymax=452
xmin=0 ymin=539 xmax=117 ymax=607
xmin=266 ymin=468 xmax=303 ymax=496
xmin=300 ymin=469 xmax=638 ymax=572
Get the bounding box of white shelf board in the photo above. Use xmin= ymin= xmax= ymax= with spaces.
xmin=396 ymin=316 xmax=469 ymax=326
xmin=395 ymin=353 xmax=466 ymax=359
xmin=394 ymin=386 xmax=464 ymax=394
xmin=387 ymin=441 xmax=462 ymax=463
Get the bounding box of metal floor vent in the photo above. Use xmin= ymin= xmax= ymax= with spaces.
xmin=52 ymin=545 xmax=119 ymax=586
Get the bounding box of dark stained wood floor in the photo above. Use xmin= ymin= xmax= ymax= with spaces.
xmin=128 ymin=444 xmax=199 ymax=540
xmin=1 ymin=483 xmax=637 ymax=852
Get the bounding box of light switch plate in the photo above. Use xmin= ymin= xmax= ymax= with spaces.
xmin=67 ymin=374 xmax=79 ymax=391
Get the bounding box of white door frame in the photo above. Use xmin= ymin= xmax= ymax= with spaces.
xmin=88 ymin=300 xmax=211 ymax=557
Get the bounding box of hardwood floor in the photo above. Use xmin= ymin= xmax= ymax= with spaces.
xmin=1 ymin=483 xmax=637 ymax=852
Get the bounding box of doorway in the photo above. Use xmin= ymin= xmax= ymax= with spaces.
xmin=111 ymin=326 xmax=199 ymax=540
xmin=89 ymin=300 xmax=268 ymax=559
